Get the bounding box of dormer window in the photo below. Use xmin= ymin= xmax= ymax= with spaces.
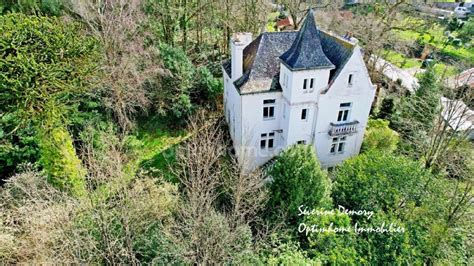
xmin=348 ymin=74 xmax=353 ymax=86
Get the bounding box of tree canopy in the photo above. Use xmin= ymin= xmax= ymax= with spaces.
xmin=0 ymin=13 xmax=100 ymax=195
xmin=267 ymin=144 xmax=331 ymax=224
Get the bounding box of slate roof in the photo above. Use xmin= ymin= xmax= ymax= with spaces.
xmin=223 ymin=59 xmax=231 ymax=77
xmin=223 ymin=10 xmax=356 ymax=94
xmin=234 ymin=32 xmax=296 ymax=91
xmin=319 ymin=31 xmax=356 ymax=86
xmin=279 ymin=9 xmax=334 ymax=70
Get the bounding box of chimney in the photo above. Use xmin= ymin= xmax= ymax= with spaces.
xmin=230 ymin=32 xmax=252 ymax=81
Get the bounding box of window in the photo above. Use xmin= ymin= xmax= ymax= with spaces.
xmin=330 ymin=136 xmax=346 ymax=154
xmin=263 ymin=99 xmax=276 ymax=120
xmin=301 ymin=108 xmax=308 ymax=121
xmin=303 ymin=78 xmax=314 ymax=92
xmin=337 ymin=102 xmax=352 ymax=122
xmin=297 ymin=140 xmax=306 ymax=145
xmin=232 ymin=116 xmax=235 ymax=136
xmin=268 ymin=133 xmax=275 ymax=149
xmin=260 ymin=132 xmax=275 ymax=150
xmin=348 ymin=74 xmax=353 ymax=86
xmin=260 ymin=134 xmax=266 ymax=149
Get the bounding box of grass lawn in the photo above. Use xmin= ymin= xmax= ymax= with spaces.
xmin=433 ymin=63 xmax=459 ymax=77
xmin=394 ymin=24 xmax=474 ymax=65
xmin=382 ymin=49 xmax=421 ymax=69
xmin=89 ymin=116 xmax=188 ymax=202
xmin=130 ymin=116 xmax=188 ymax=182
xmin=133 ymin=117 xmax=186 ymax=164
xmin=389 ymin=20 xmax=469 ymax=78
xmin=414 ymin=62 xmax=459 ymax=79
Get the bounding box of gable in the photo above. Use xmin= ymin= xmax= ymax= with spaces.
xmin=324 ymin=47 xmax=374 ymax=96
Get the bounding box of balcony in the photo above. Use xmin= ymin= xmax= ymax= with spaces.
xmin=328 ymin=121 xmax=359 ymax=136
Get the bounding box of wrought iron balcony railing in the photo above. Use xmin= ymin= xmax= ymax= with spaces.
xmin=328 ymin=121 xmax=359 ymax=136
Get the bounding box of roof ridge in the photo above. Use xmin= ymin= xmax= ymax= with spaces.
xmin=262 ymin=30 xmax=298 ymax=34
xmin=246 ymin=34 xmax=267 ymax=81
xmin=319 ymin=29 xmax=356 ymax=49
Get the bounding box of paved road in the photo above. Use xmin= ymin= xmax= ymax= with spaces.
xmin=372 ymin=56 xmax=419 ymax=92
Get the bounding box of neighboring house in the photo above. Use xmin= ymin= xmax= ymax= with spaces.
xmin=276 ymin=16 xmax=294 ymax=31
xmin=450 ymin=68 xmax=474 ymax=89
xmin=441 ymin=97 xmax=474 ymax=140
xmin=222 ymin=10 xmax=376 ymax=169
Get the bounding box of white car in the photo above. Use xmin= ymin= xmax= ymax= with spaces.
xmin=454 ymin=6 xmax=470 ymax=19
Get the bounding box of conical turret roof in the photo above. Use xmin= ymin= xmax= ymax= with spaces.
xmin=279 ymin=9 xmax=334 ymax=70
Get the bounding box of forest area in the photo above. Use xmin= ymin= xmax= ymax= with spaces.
xmin=0 ymin=0 xmax=473 ymax=264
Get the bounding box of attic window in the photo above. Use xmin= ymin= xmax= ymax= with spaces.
xmin=348 ymin=74 xmax=353 ymax=86
xmin=303 ymin=79 xmax=308 ymax=90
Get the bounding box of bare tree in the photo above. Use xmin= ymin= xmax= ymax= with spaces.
xmin=224 ymin=156 xmax=268 ymax=226
xmin=172 ymin=110 xmax=268 ymax=264
xmin=0 ymin=164 xmax=79 ymax=263
xmin=67 ymin=0 xmax=163 ymax=133
xmin=0 ymin=129 xmax=182 ymax=264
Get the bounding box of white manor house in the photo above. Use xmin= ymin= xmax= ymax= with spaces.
xmin=222 ymin=10 xmax=376 ymax=169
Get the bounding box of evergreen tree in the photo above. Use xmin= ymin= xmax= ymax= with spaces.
xmin=0 ymin=14 xmax=100 ymax=196
xmin=267 ymin=144 xmax=331 ymax=224
xmin=392 ymin=67 xmax=441 ymax=159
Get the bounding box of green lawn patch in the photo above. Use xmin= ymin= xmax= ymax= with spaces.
xmin=394 ymin=24 xmax=474 ymax=65
xmin=433 ymin=63 xmax=459 ymax=77
xmin=133 ymin=116 xmax=187 ymax=166
xmin=382 ymin=49 xmax=420 ymax=69
xmin=88 ymin=116 xmax=188 ymax=203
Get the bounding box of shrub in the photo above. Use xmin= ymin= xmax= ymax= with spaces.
xmin=458 ymin=18 xmax=474 ymax=43
xmin=0 ymin=113 xmax=39 ymax=180
xmin=361 ymin=119 xmax=399 ymax=153
xmin=332 ymin=150 xmax=431 ymax=213
xmin=0 ymin=0 xmax=65 ymax=16
xmin=38 ymin=126 xmax=86 ymax=197
xmin=194 ymin=66 xmax=223 ymax=102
